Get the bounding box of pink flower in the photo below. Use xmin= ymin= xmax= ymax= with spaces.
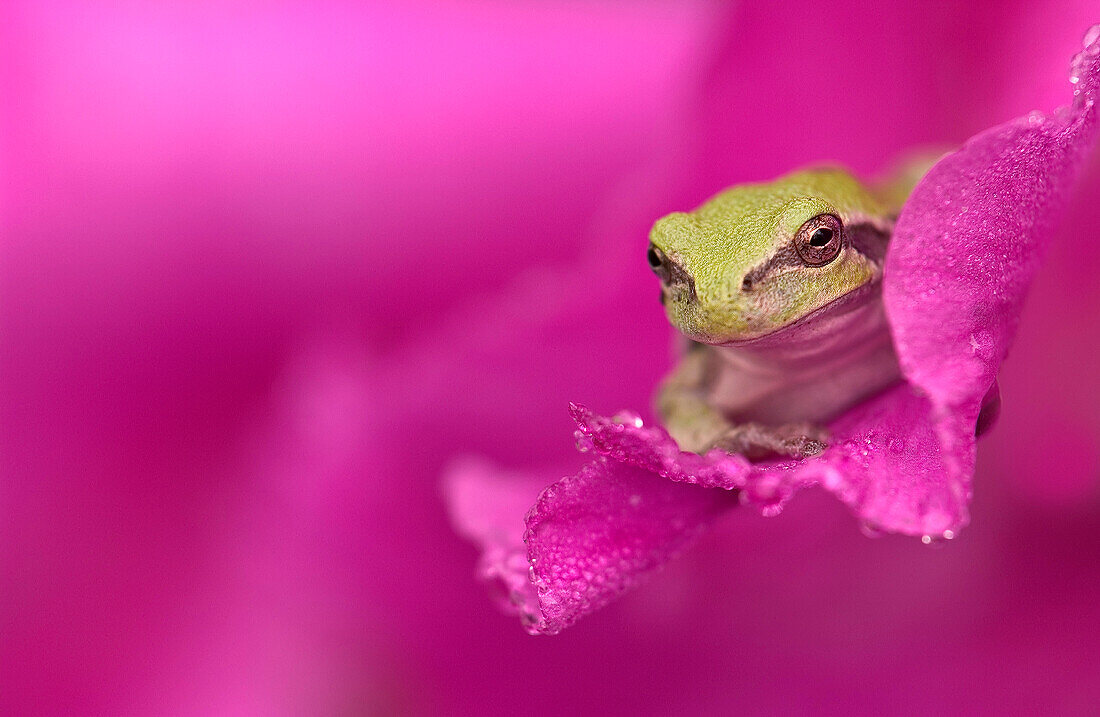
xmin=4 ymin=2 xmax=1100 ymax=714
xmin=447 ymin=28 xmax=1100 ymax=635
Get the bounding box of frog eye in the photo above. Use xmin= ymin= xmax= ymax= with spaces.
xmin=794 ymin=213 xmax=843 ymax=267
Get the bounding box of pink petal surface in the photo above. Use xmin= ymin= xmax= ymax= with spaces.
xmin=451 ymin=381 xmax=964 ymax=635
xmin=525 ymin=459 xmax=736 ymax=634
xmin=574 ymin=385 xmax=963 ymax=537
xmin=886 ymin=27 xmax=1100 ymax=423
xmin=443 ymin=458 xmax=550 ymax=625
xmin=878 ymin=26 xmax=1100 ymax=528
xmin=447 ymin=456 xmax=737 ymax=635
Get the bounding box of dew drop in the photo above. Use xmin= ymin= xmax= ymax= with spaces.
xmin=760 ymin=504 xmax=785 ymax=518
xmin=921 ymin=532 xmax=952 ymax=548
xmin=1070 ymin=24 xmax=1100 ymax=106
xmin=860 ymin=521 xmax=883 ymax=539
xmin=1084 ymin=23 xmax=1100 ymax=49
xmin=611 ymin=410 xmax=643 ymax=427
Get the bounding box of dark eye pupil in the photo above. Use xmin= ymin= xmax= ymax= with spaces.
xmin=647 ymin=246 xmax=662 ymax=269
xmin=809 ymin=228 xmax=834 ymax=247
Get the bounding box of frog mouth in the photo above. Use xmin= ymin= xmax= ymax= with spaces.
xmin=716 ymin=281 xmax=882 ymax=348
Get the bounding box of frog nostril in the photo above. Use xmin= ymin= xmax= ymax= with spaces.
xmin=647 ymin=244 xmax=671 ymax=282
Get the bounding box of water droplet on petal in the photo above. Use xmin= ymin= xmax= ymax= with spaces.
xmin=611 ymin=410 xmax=643 ymax=427
xmin=1070 ymin=24 xmax=1100 ymax=106
xmin=921 ymin=532 xmax=951 ymax=548
xmin=1084 ymin=23 xmax=1100 ymax=49
xmin=860 ymin=521 xmax=883 ymax=538
xmin=760 ymin=503 xmax=784 ymax=518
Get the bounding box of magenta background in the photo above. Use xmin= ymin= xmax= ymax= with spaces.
xmin=2 ymin=1 xmax=1099 ymax=714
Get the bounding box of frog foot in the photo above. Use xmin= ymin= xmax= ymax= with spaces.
xmin=710 ymin=422 xmax=829 ymax=461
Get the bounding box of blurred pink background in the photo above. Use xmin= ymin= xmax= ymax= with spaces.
xmin=2 ymin=1 xmax=1098 ymax=714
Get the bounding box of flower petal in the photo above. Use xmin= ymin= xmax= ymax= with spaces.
xmin=525 ymin=458 xmax=737 ymax=634
xmin=869 ymin=27 xmax=1100 ymax=532
xmin=885 ymin=26 xmax=1100 ymax=414
xmin=799 ymin=385 xmax=969 ymax=536
xmin=570 ymin=404 xmax=756 ymax=491
xmin=443 ymin=458 xmax=549 ymax=626
xmin=445 ymin=455 xmax=736 ymax=634
xmin=574 ymin=385 xmax=967 ymax=536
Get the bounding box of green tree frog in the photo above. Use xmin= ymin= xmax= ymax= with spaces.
xmin=648 ymin=163 xmax=930 ymax=458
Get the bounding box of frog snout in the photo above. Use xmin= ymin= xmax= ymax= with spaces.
xmin=647 ymin=243 xmax=696 ymax=299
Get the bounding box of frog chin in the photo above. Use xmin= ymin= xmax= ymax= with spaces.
xmin=667 ymin=306 xmax=741 ymax=345
xmin=710 ymin=281 xmax=883 ymax=349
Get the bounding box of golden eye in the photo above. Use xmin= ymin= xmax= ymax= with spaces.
xmin=794 ymin=214 xmax=843 ymax=266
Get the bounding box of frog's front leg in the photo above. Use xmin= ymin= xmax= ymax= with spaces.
xmin=656 ymin=348 xmax=829 ymax=459
xmin=710 ymin=421 xmax=827 ymax=461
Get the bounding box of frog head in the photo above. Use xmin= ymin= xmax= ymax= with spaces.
xmin=648 ymin=168 xmax=895 ymax=345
